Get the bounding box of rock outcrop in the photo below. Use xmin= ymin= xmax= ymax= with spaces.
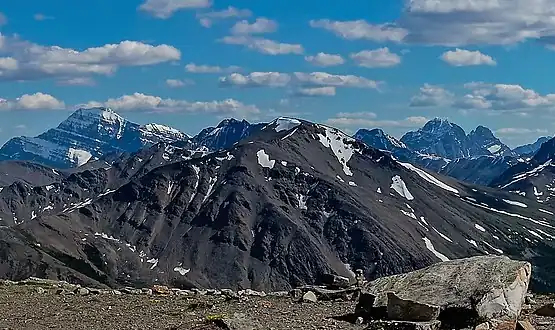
xmin=357 ymin=256 xmax=531 ymax=329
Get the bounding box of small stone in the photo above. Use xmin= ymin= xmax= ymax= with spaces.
xmin=55 ymin=288 xmax=68 ymax=295
xmin=289 ymin=289 xmax=303 ymax=299
xmin=534 ymin=303 xmax=555 ymax=317
xmin=355 ymin=317 xmax=364 ymax=325
xmin=121 ymin=288 xmax=134 ymax=294
xmin=112 ymin=290 xmax=122 ymax=295
xmin=36 ymin=287 xmax=46 ymax=294
xmin=525 ymin=295 xmax=537 ymax=305
xmin=152 ymin=285 xmax=170 ymax=295
xmin=516 ymin=320 xmax=535 ymax=330
xmin=141 ymin=288 xmax=153 ymax=295
xmin=76 ymin=288 xmax=90 ymax=296
xmin=268 ymin=291 xmax=289 ymax=297
xmin=474 ymin=323 xmax=490 ymax=330
xmin=88 ymin=288 xmax=102 ymax=294
xmin=302 ymin=291 xmax=318 ymax=303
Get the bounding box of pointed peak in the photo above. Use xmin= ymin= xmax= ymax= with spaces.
xmin=217 ymin=118 xmax=249 ymax=128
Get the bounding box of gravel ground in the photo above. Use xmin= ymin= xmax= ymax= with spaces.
xmin=0 ymin=285 xmax=364 ymax=330
xmin=521 ymin=293 xmax=555 ymax=330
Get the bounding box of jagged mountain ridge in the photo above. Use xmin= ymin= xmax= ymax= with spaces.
xmin=0 ymin=108 xmax=190 ymax=169
xmin=1 ymin=118 xmax=555 ymax=292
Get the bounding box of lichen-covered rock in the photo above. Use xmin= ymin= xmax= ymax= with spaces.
xmin=387 ymin=292 xmax=440 ymax=322
xmin=358 ymin=256 xmax=531 ymax=329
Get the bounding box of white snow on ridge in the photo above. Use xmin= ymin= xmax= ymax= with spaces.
xmin=281 ymin=128 xmax=298 ymax=140
xmin=502 ymin=199 xmax=528 ymax=208
xmin=432 ymin=227 xmax=453 ymax=242
xmin=257 ymin=149 xmax=275 ymax=169
xmin=539 ymin=208 xmax=554 ymax=215
xmin=390 ymin=175 xmax=414 ymax=201
xmin=534 ymin=187 xmax=543 ymax=197
xmin=317 ymin=126 xmax=356 ymax=176
xmin=466 ymin=239 xmax=478 ymax=248
xmin=67 ymin=148 xmax=93 ymax=167
xmin=464 ymin=199 xmax=555 ymax=229
xmin=173 ymin=266 xmax=190 ymax=276
xmin=167 ymin=181 xmax=174 ymax=195
xmin=475 ymin=224 xmax=486 ymax=232
xmin=501 ymin=159 xmax=552 ymax=189
xmin=273 ymin=117 xmax=301 ymax=132
xmin=422 ymin=237 xmax=449 ymax=261
xmin=398 ymin=162 xmax=459 ymax=194
xmin=487 ymin=145 xmax=502 ymax=154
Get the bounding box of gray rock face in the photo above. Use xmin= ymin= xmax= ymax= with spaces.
xmin=359 ymin=256 xmax=531 ymax=329
xmin=514 ymin=137 xmax=550 ymax=157
xmin=302 ymin=291 xmax=318 ymax=303
xmin=387 ymin=292 xmax=440 ymax=322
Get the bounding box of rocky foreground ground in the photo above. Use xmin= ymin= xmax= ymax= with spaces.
xmin=0 ymin=280 xmax=553 ymax=330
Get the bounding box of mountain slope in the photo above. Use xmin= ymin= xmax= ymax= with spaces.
xmin=191 ymin=118 xmax=266 ymax=151
xmin=1 ymin=118 xmax=555 ymax=292
xmin=514 ymin=137 xmax=550 ymax=157
xmin=0 ymin=108 xmax=190 ymax=169
xmin=468 ymin=126 xmax=514 ymax=157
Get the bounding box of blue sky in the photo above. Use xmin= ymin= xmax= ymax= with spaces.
xmin=1 ymin=0 xmax=555 ymax=147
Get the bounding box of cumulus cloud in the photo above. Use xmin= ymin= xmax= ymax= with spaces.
xmin=219 ymin=72 xmax=291 ymax=87
xmin=294 ymin=86 xmax=336 ymax=97
xmin=309 ymin=19 xmax=407 ymax=42
xmin=221 ymin=36 xmax=304 ymax=55
xmin=139 ymin=0 xmax=211 ymax=18
xmin=294 ymin=72 xmax=379 ymax=89
xmin=57 ymin=77 xmax=96 ymax=86
xmin=304 ymin=53 xmax=344 ymax=67
xmin=196 ymin=6 xmax=251 ymax=28
xmin=185 ymin=63 xmax=240 ymax=73
xmin=441 ymin=49 xmax=496 ymax=66
xmin=81 ymin=93 xmax=260 ymax=115
xmin=0 ymin=35 xmax=180 ymax=82
xmin=0 ymin=92 xmax=65 ymax=110
xmin=454 ymin=83 xmax=555 ymax=111
xmin=410 ymin=84 xmax=453 ymax=107
xmin=231 ymin=18 xmax=277 ymax=35
xmin=350 ymin=48 xmax=401 ymax=68
xmin=401 ymin=0 xmax=555 ymax=46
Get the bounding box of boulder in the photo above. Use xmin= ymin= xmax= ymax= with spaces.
xmin=216 ymin=313 xmax=262 ymax=330
xmin=534 ymin=303 xmax=555 ymax=317
xmin=365 ymin=320 xmax=441 ymax=330
xmin=152 ymin=285 xmax=170 ymax=295
xmin=516 ymin=320 xmax=535 ymax=330
xmin=357 ymin=256 xmax=531 ymax=329
xmin=302 ymin=291 xmax=318 ymax=303
xmin=387 ymin=292 xmax=440 ymax=322
xmin=322 ymin=274 xmax=351 ymax=288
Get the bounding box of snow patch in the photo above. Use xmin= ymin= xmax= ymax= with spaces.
xmin=422 ymin=237 xmax=449 ymax=261
xmin=173 ymin=266 xmax=190 ymax=276
xmin=273 ymin=117 xmax=301 ymax=132
xmin=534 ymin=187 xmax=543 ymax=196
xmin=317 ymin=125 xmax=356 ymax=176
xmin=432 ymin=227 xmax=453 ymax=242
xmin=390 ymin=175 xmax=414 ymax=200
xmin=348 ymin=181 xmax=357 ymax=187
xmin=281 ymin=161 xmax=288 ymax=166
xmin=377 ymin=187 xmax=382 ymax=194
xmin=296 ymin=194 xmax=308 ymax=210
xmin=502 ymin=199 xmax=528 ymax=208
xmin=257 ymin=149 xmax=275 ymax=169
xmin=475 ymin=224 xmax=486 ymax=232
xmin=466 ymin=239 xmax=478 ymax=248
xmin=68 ymin=148 xmax=92 ymax=167
xmin=487 ymin=145 xmax=502 ymax=154
xmin=281 ymin=128 xmax=298 ymax=140
xmin=398 ymin=162 xmax=459 ymax=194
xmin=539 ymin=208 xmax=554 ymax=215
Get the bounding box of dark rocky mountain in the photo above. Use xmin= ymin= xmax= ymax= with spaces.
xmin=1 ymin=118 xmax=555 ymax=293
xmin=514 ymin=137 xmax=551 ymax=157
xmin=0 ymin=108 xmax=190 ymax=169
xmin=492 ymin=136 xmax=555 ymax=207
xmin=0 ymin=161 xmax=65 ymax=187
xmin=401 ymin=119 xmax=514 ymax=159
xmin=191 ymin=118 xmax=266 ymax=151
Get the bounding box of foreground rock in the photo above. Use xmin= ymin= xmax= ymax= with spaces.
xmin=357 ymin=256 xmax=531 ymax=329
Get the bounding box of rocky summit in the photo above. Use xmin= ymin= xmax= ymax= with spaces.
xmin=0 ymin=256 xmax=553 ymax=330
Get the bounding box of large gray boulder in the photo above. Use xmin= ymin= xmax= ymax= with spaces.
xmin=357 ymin=256 xmax=531 ymax=330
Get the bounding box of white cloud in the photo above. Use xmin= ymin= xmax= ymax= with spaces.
xmin=454 ymin=83 xmax=555 ymax=111
xmin=305 ymin=53 xmax=344 ymax=67
xmin=402 ymin=0 xmax=555 ymax=46
xmin=310 ymin=19 xmax=407 ymax=42
xmin=82 ymin=93 xmax=260 ymax=115
xmin=0 ymin=92 xmax=65 ymax=110
xmin=231 ymin=18 xmax=277 ymax=35
xmin=350 ymin=48 xmax=401 ymax=68
xmin=185 ymin=63 xmax=240 ymax=73
xmin=294 ymin=72 xmax=379 ymax=89
xmin=294 ymin=86 xmax=336 ymax=97
xmin=0 ymin=35 xmax=180 ymax=81
xmin=410 ymin=84 xmax=453 ymax=107
xmin=139 ymin=0 xmax=211 ymax=19
xmin=196 ymin=6 xmax=251 ymax=28
xmin=57 ymin=77 xmax=96 ymax=86
xmin=0 ymin=57 xmax=18 ymax=71
xmin=219 ymin=72 xmax=291 ymax=87
xmin=165 ymin=79 xmax=193 ymax=88
xmin=221 ymin=36 xmax=304 ymax=55
xmin=441 ymin=49 xmax=496 ymax=66
xmin=336 ymin=112 xmax=377 ymax=119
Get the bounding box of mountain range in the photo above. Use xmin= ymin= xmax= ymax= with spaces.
xmin=1 ymin=109 xmax=555 ymax=293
